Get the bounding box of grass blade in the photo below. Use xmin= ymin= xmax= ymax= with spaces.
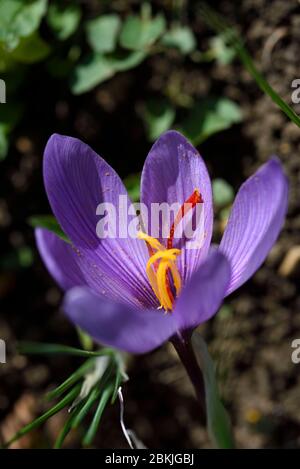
xmin=112 ymin=370 xmax=123 ymax=403
xmin=199 ymin=2 xmax=300 ymax=129
xmin=71 ymin=386 xmax=102 ymax=429
xmin=54 ymin=403 xmax=85 ymax=449
xmin=83 ymin=384 xmax=114 ymax=446
xmin=18 ymin=342 xmax=114 ymax=358
xmin=4 ymin=384 xmax=81 ymax=448
xmin=46 ymin=359 xmax=95 ymax=401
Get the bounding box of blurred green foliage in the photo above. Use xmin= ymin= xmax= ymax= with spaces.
xmin=123 ymin=172 xmax=141 ymax=202
xmin=47 ymin=3 xmax=81 ymax=40
xmin=142 ymin=98 xmax=176 ymax=141
xmin=178 ymin=97 xmax=242 ymax=145
xmin=212 ymin=178 xmax=234 ymax=208
xmin=192 ymin=332 xmax=234 ymax=449
xmin=28 ymin=214 xmax=69 ymax=242
xmin=161 ymin=26 xmax=196 ymax=55
xmin=0 ymin=0 xmax=47 ymax=53
xmin=0 ymin=0 xmax=243 ymax=160
xmin=0 ymin=245 xmax=34 ymax=270
xmin=120 ymin=9 xmax=165 ymax=50
xmin=86 ymin=14 xmax=121 ymax=53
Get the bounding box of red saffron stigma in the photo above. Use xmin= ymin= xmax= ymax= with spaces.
xmin=167 ymin=189 xmax=203 ymax=249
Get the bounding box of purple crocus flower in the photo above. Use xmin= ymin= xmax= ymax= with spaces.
xmin=36 ymin=131 xmax=288 ymax=354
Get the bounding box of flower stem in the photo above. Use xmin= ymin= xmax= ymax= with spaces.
xmin=171 ymin=333 xmax=206 ymax=420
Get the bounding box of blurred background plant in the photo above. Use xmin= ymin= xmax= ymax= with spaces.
xmin=0 ymin=0 xmax=242 ymax=162
xmin=1 ymin=0 xmax=300 ymax=449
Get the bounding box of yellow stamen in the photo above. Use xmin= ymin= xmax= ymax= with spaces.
xmin=137 ymin=231 xmax=165 ymax=252
xmin=137 ymin=232 xmax=182 ymax=311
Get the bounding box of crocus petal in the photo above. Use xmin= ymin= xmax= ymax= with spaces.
xmin=35 ymin=228 xmax=85 ymax=290
xmin=220 ymin=158 xmax=288 ymax=295
xmin=173 ymin=251 xmax=231 ymax=331
xmin=43 ymin=134 xmax=156 ymax=309
xmin=63 ymin=287 xmax=177 ymax=353
xmin=140 ymin=130 xmax=213 ymax=285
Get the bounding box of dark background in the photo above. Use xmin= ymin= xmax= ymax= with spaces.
xmin=1 ymin=0 xmax=300 ymax=448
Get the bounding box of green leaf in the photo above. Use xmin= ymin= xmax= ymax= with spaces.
xmin=123 ymin=173 xmax=141 ymax=202
xmin=111 ymin=370 xmax=123 ymax=404
xmin=200 ymin=2 xmax=300 ymax=130
xmin=46 ymin=359 xmax=95 ymax=401
xmin=4 ymin=346 xmax=127 ymax=449
xmin=77 ymin=328 xmax=94 ymax=352
xmin=212 ymin=178 xmax=234 ymax=208
xmin=192 ymin=332 xmax=234 ymax=449
xmin=178 ymin=97 xmax=242 ymax=145
xmin=161 ymin=26 xmax=196 ymax=54
xmin=209 ymin=35 xmax=236 ymax=65
xmin=71 ymin=51 xmax=146 ymax=95
xmin=70 ymin=386 xmax=102 ymax=430
xmin=86 ymin=14 xmax=120 ymax=53
xmin=47 ymin=3 xmax=81 ymax=40
xmin=70 ymin=53 xmax=114 ymax=94
xmin=28 ymin=214 xmax=69 ymax=242
xmin=0 ymin=0 xmax=47 ymax=51
xmin=18 ymin=342 xmax=114 ymax=358
xmin=4 ymin=384 xmax=81 ymax=448
xmin=120 ymin=13 xmax=166 ymax=50
xmin=83 ymin=383 xmax=114 ymax=446
xmin=143 ymin=98 xmax=176 ymax=141
xmin=54 ymin=407 xmax=80 ymax=449
xmin=10 ymin=32 xmax=50 ymax=63
xmin=108 ymin=50 xmax=146 ymax=73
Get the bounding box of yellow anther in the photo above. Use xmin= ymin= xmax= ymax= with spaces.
xmin=138 ymin=231 xmax=182 ymax=311
xmin=137 ymin=231 xmax=166 ymax=252
xmin=146 ymin=249 xmax=180 ymax=270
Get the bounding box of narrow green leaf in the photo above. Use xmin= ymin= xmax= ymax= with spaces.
xmin=86 ymin=14 xmax=120 ymax=53
xmin=54 ymin=402 xmax=84 ymax=449
xmin=4 ymin=384 xmax=81 ymax=448
xmin=200 ymin=2 xmax=300 ymax=129
xmin=192 ymin=332 xmax=234 ymax=449
xmin=46 ymin=359 xmax=95 ymax=401
xmin=77 ymin=328 xmax=94 ymax=352
xmin=28 ymin=214 xmax=69 ymax=242
xmin=111 ymin=370 xmax=123 ymax=404
xmin=71 ymin=386 xmax=102 ymax=429
xmin=18 ymin=342 xmax=114 ymax=358
xmin=83 ymin=384 xmax=114 ymax=446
